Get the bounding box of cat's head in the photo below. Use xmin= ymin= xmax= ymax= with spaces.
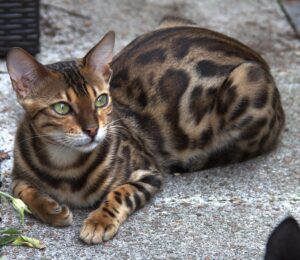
xmin=6 ymin=31 xmax=115 ymax=153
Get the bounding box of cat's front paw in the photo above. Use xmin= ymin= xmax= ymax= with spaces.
xmin=31 ymin=196 xmax=73 ymax=227
xmin=80 ymin=213 xmax=119 ymax=244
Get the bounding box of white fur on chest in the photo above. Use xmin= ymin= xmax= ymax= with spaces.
xmin=47 ymin=144 xmax=81 ymax=168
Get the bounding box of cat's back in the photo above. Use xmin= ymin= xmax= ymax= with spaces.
xmin=111 ymin=26 xmax=269 ymax=74
xmin=110 ymin=26 xmax=271 ymax=110
xmin=110 ymin=26 xmax=284 ymax=172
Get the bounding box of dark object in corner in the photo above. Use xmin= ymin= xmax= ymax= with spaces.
xmin=265 ymin=217 xmax=300 ymax=260
xmin=0 ymin=0 xmax=40 ymax=57
xmin=278 ymin=0 xmax=300 ymax=38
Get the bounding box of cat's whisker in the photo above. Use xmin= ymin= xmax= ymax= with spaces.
xmin=101 ymin=135 xmax=111 ymax=146
xmin=107 ymin=123 xmax=127 ymax=134
xmin=36 ymin=142 xmax=72 ymax=155
xmin=17 ymin=133 xmax=65 ymax=144
xmin=108 ymin=123 xmax=124 ymax=129
xmin=33 ymin=142 xmax=56 ymax=154
xmin=106 ymin=119 xmax=121 ymax=127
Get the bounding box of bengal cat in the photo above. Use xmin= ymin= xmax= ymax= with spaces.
xmin=6 ymin=18 xmax=284 ymax=244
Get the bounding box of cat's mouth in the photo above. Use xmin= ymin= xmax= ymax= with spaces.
xmin=76 ymin=139 xmax=94 ymax=146
xmin=47 ymin=134 xmax=99 ymax=153
xmin=49 ymin=128 xmax=107 ymax=153
xmin=72 ymin=138 xmax=100 ymax=152
xmin=75 ymin=139 xmax=98 ymax=147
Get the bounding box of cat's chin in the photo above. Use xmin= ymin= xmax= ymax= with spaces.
xmin=73 ymin=141 xmax=100 ymax=153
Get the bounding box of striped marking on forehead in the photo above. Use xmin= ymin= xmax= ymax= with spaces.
xmin=86 ymin=84 xmax=98 ymax=99
xmin=64 ymin=84 xmax=98 ymax=111
xmin=47 ymin=61 xmax=88 ymax=96
xmin=65 ymin=87 xmax=78 ymax=103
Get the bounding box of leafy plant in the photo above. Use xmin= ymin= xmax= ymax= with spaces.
xmin=0 ymin=191 xmax=46 ymax=250
xmin=12 ymin=235 xmax=45 ymax=249
xmin=0 ymin=191 xmax=32 ymax=225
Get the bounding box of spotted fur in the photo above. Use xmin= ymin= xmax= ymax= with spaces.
xmin=6 ymin=19 xmax=284 ymax=244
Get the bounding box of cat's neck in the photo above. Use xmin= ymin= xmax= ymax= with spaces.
xmin=46 ymin=143 xmax=83 ymax=168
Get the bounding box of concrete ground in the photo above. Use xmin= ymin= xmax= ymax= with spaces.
xmin=1 ymin=0 xmax=300 ymax=259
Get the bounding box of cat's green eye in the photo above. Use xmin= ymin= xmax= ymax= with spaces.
xmin=95 ymin=94 xmax=109 ymax=108
xmin=53 ymin=102 xmax=71 ymax=115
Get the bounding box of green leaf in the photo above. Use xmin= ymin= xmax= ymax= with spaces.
xmin=0 ymin=228 xmax=21 ymax=235
xmin=11 ymin=198 xmax=32 ymax=225
xmin=0 ymin=235 xmax=18 ymax=246
xmin=12 ymin=198 xmax=32 ymax=214
xmin=12 ymin=235 xmax=46 ymax=249
xmin=0 ymin=191 xmax=32 ymax=225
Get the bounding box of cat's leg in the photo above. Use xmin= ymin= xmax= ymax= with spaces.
xmin=12 ymin=179 xmax=73 ymax=226
xmin=80 ymin=170 xmax=162 ymax=244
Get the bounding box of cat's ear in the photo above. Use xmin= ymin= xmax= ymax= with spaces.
xmin=6 ymin=48 xmax=51 ymax=99
xmin=83 ymin=31 xmax=115 ymax=83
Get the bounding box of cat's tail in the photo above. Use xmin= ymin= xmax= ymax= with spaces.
xmin=157 ymin=15 xmax=197 ymax=29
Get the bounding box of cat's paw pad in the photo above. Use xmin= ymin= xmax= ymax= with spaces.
xmin=33 ymin=197 xmax=73 ymax=227
xmin=80 ymin=218 xmax=118 ymax=244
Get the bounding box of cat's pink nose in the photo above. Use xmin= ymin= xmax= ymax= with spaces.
xmin=84 ymin=127 xmax=98 ymax=138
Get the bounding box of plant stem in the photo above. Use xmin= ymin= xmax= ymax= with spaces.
xmin=0 ymin=191 xmax=14 ymax=200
